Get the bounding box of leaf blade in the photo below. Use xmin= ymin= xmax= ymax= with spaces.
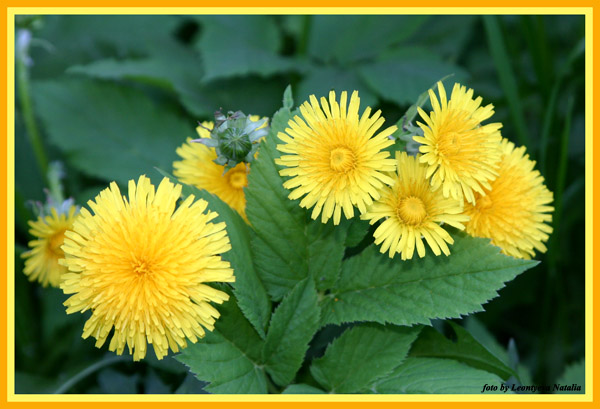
xmin=245 ymin=105 xmax=347 ymax=300
xmin=175 ymin=292 xmax=267 ymax=394
xmin=321 ymin=232 xmax=538 ymax=327
xmin=309 ymin=324 xmax=421 ymax=393
xmin=34 ymin=79 xmax=194 ymax=185
xmin=408 ymin=322 xmax=519 ymax=381
xmin=369 ymin=357 xmax=507 ymax=394
xmin=262 ymin=278 xmax=321 ymax=386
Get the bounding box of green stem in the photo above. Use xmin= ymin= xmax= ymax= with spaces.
xmin=539 ymin=38 xmax=584 ymax=177
xmin=539 ymin=82 xmax=560 ymax=178
xmin=298 ymin=15 xmax=311 ymax=56
xmin=16 ymin=29 xmax=48 ymax=180
xmin=53 ymin=356 xmax=127 ymax=394
xmin=483 ymin=15 xmax=530 ymax=148
xmin=547 ymin=94 xmax=574 ymax=269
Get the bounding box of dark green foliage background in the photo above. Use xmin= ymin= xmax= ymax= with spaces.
xmin=14 ymin=14 xmax=585 ymax=393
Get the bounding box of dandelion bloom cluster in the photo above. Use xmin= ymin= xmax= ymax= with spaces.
xmin=22 ymin=204 xmax=78 ymax=287
xmin=60 ymin=176 xmax=234 ymax=361
xmin=173 ymin=116 xmax=265 ymax=221
xmin=362 ymin=152 xmax=469 ymax=260
xmin=414 ymin=82 xmax=503 ymax=204
xmin=276 ymin=91 xmax=397 ymax=225
xmin=463 ymin=139 xmax=554 ymax=259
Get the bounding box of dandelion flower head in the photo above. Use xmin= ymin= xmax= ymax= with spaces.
xmin=276 ymin=90 xmax=397 ymax=225
xmin=173 ymin=116 xmax=265 ymax=221
xmin=463 ymin=138 xmax=554 ymax=259
xmin=361 ymin=152 xmax=469 ymax=260
xmin=60 ymin=176 xmax=235 ymax=361
xmin=414 ymin=82 xmax=503 ymax=204
xmin=22 ymin=202 xmax=78 ymax=288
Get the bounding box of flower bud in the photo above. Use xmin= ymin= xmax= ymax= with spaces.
xmin=192 ymin=110 xmax=268 ymax=171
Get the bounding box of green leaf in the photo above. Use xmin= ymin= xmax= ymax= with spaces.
xmin=406 ymin=15 xmax=477 ymax=60
xmin=175 ymin=292 xmax=267 ymax=394
xmin=320 ymin=232 xmax=538 ymax=327
xmin=296 ymin=67 xmax=378 ymax=108
xmin=30 ymin=15 xmax=181 ymax=78
xmin=179 ymin=76 xmax=289 ymax=118
xmin=466 ymin=317 xmax=534 ymax=386
xmin=283 ymin=84 xmax=294 ymax=110
xmin=67 ymin=52 xmax=288 ymax=119
xmin=245 ymin=106 xmax=348 ymax=300
xmin=282 ymin=384 xmax=326 ymax=394
xmin=344 ymin=218 xmax=370 ymax=248
xmin=463 ymin=316 xmax=511 ymax=367
xmin=555 ymin=360 xmax=585 ymax=394
xmin=33 ymin=79 xmax=194 ymax=185
xmin=195 ymin=16 xmax=301 ymax=82
xmin=68 ymin=58 xmax=179 ymax=90
xmin=307 ymin=15 xmax=429 ymax=64
xmin=408 ymin=322 xmax=519 ymax=381
xmin=310 ymin=324 xmax=421 ymax=393
xmin=156 ymin=168 xmax=271 ymax=339
xmin=263 ymin=279 xmax=320 ymax=386
xmin=66 ymin=38 xmax=202 ymax=93
xmin=368 ymin=358 xmax=507 ymax=394
xmin=358 ymin=48 xmax=468 ymax=107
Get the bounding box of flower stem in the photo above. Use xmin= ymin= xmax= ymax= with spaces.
xmin=298 ymin=15 xmax=311 ymax=56
xmin=483 ymin=15 xmax=530 ymax=149
xmin=53 ymin=356 xmax=127 ymax=394
xmin=16 ymin=29 xmax=48 ymax=180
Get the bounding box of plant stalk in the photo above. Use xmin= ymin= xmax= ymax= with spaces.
xmin=53 ymin=356 xmax=127 ymax=394
xmin=16 ymin=28 xmax=48 ymax=180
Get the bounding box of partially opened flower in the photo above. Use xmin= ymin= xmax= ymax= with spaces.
xmin=60 ymin=176 xmax=235 ymax=361
xmin=22 ymin=201 xmax=78 ymax=287
xmin=414 ymin=82 xmax=503 ymax=204
xmin=463 ymin=139 xmax=554 ymax=259
xmin=173 ymin=116 xmax=266 ymax=222
xmin=276 ymin=90 xmax=397 ymax=225
xmin=361 ymin=152 xmax=469 ymax=260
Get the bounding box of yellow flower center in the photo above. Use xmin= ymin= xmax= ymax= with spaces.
xmin=477 ymin=194 xmax=493 ymax=210
xmin=438 ymin=131 xmax=462 ymax=157
xmin=132 ymin=256 xmax=154 ymax=276
xmin=47 ymin=230 xmax=66 ymax=257
xmin=397 ymin=196 xmax=427 ymax=226
xmin=228 ymin=170 xmax=248 ymax=189
xmin=329 ymin=147 xmax=356 ymax=172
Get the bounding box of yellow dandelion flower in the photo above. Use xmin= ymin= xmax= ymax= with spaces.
xmin=173 ymin=116 xmax=265 ymax=221
xmin=276 ymin=90 xmax=397 ymax=225
xmin=21 ymin=205 xmax=78 ymax=287
xmin=464 ymin=139 xmax=553 ymax=259
xmin=361 ymin=152 xmax=469 ymax=260
xmin=60 ymin=176 xmax=235 ymax=361
xmin=414 ymin=82 xmax=503 ymax=204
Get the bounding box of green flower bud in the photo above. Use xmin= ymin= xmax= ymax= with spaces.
xmin=191 ymin=110 xmax=269 ymax=171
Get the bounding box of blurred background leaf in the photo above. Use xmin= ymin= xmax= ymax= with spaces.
xmin=33 ymin=79 xmax=194 ymax=185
